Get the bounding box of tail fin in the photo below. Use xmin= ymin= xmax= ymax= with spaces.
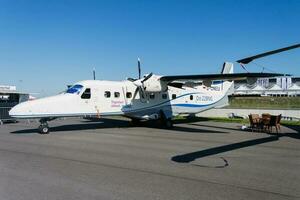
xmin=221 ymin=62 xmax=234 ymax=74
xmin=220 ymin=62 xmax=234 ymax=94
xmin=214 ymin=62 xmax=234 ymax=108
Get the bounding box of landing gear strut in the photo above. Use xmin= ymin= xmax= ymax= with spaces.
xmin=159 ymin=110 xmax=173 ymax=128
xmin=38 ymin=119 xmax=50 ymax=134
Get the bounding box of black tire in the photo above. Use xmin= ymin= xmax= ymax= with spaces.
xmin=159 ymin=110 xmax=173 ymax=128
xmin=130 ymin=118 xmax=141 ymax=126
xmin=165 ymin=119 xmax=173 ymax=128
xmin=39 ymin=124 xmax=50 ymax=134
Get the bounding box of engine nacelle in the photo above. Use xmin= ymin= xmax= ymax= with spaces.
xmin=143 ymin=75 xmax=168 ymax=92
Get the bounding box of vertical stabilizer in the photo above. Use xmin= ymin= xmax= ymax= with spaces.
xmin=213 ymin=62 xmax=234 ymax=108
xmin=221 ymin=62 xmax=234 ymax=95
xmin=221 ymin=62 xmax=234 ymax=74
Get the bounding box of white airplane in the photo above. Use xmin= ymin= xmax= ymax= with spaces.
xmin=9 ymin=44 xmax=299 ymax=134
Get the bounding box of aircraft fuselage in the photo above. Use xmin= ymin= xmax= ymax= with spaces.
xmin=9 ymin=79 xmax=232 ymax=120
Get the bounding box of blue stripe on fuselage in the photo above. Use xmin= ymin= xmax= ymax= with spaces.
xmin=173 ymin=103 xmax=213 ymax=107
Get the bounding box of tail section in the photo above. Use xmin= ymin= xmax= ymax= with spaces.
xmin=221 ymin=62 xmax=234 ymax=74
xmin=221 ymin=62 xmax=234 ymax=92
xmin=212 ymin=62 xmax=234 ymax=108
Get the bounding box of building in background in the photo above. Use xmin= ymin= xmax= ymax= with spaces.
xmin=233 ymin=77 xmax=300 ymax=97
xmin=0 ymin=85 xmax=31 ymax=123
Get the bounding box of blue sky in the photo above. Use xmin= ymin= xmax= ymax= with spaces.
xmin=0 ymin=0 xmax=299 ymax=97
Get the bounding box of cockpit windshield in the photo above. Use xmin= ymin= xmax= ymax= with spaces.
xmin=66 ymin=84 xmax=83 ymax=94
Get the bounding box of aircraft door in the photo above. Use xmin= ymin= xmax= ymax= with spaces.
xmin=91 ymin=88 xmax=101 ymax=116
xmin=80 ymin=87 xmax=97 ymax=114
xmin=122 ymin=86 xmax=128 ymax=105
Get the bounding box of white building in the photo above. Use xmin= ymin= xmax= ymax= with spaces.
xmin=233 ymin=77 xmax=300 ymax=97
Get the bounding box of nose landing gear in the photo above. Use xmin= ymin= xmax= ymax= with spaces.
xmin=38 ymin=118 xmax=51 ymax=134
xmin=39 ymin=123 xmax=49 ymax=134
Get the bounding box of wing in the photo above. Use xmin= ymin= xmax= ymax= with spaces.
xmin=236 ymin=44 xmax=300 ymax=64
xmin=160 ymin=72 xmax=287 ymax=82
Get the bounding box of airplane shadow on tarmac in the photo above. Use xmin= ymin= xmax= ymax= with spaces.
xmin=171 ymin=132 xmax=300 ymax=164
xmin=10 ymin=118 xmax=226 ymax=134
xmin=10 ymin=118 xmax=130 ymax=134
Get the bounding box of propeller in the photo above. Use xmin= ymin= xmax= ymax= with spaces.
xmin=138 ymin=58 xmax=141 ymax=79
xmin=126 ymin=58 xmax=142 ymax=82
xmin=134 ymin=73 xmax=153 ymax=87
xmin=142 ymin=72 xmax=153 ymax=83
xmin=127 ymin=58 xmax=153 ymax=100
xmin=131 ymin=73 xmax=153 ymax=100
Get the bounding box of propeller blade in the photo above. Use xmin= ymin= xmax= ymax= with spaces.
xmin=132 ymin=87 xmax=139 ymax=99
xmin=127 ymin=77 xmax=136 ymax=82
xmin=141 ymin=72 xmax=153 ymax=83
xmin=138 ymin=58 xmax=141 ymax=79
xmin=139 ymin=86 xmax=146 ymax=99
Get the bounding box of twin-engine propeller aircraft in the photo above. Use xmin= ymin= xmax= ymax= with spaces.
xmin=9 ymin=44 xmax=299 ymax=134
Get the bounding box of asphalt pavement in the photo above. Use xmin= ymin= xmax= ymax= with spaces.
xmin=0 ymin=117 xmax=299 ymax=200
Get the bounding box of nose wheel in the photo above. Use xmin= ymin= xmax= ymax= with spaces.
xmin=39 ymin=123 xmax=49 ymax=134
xmin=38 ymin=119 xmax=50 ymax=134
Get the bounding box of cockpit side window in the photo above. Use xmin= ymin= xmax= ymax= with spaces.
xmin=81 ymin=88 xmax=91 ymax=99
xmin=66 ymin=84 xmax=83 ymax=94
xmin=104 ymin=91 xmax=111 ymax=98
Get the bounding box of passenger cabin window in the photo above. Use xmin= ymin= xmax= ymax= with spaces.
xmin=190 ymin=95 xmax=193 ymax=100
xmin=172 ymin=94 xmax=176 ymax=99
xmin=104 ymin=91 xmax=111 ymax=98
xmin=114 ymin=92 xmax=120 ymax=98
xmin=126 ymin=92 xmax=132 ymax=98
xmin=149 ymin=93 xmax=155 ymax=99
xmin=81 ymin=88 xmax=91 ymax=99
xmin=162 ymin=93 xmax=167 ymax=99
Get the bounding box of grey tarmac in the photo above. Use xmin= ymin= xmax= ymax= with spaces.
xmin=0 ymin=117 xmax=299 ymax=200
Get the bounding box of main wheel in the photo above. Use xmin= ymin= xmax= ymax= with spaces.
xmin=130 ymin=118 xmax=141 ymax=126
xmin=159 ymin=110 xmax=173 ymax=129
xmin=39 ymin=124 xmax=50 ymax=134
xmin=165 ymin=119 xmax=173 ymax=128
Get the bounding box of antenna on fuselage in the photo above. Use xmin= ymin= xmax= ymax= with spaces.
xmin=93 ymin=67 xmax=96 ymax=80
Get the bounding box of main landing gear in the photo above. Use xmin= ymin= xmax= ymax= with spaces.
xmin=159 ymin=110 xmax=173 ymax=128
xmin=129 ymin=111 xmax=173 ymax=128
xmin=130 ymin=118 xmax=141 ymax=126
xmin=38 ymin=118 xmax=50 ymax=134
xmin=164 ymin=119 xmax=173 ymax=128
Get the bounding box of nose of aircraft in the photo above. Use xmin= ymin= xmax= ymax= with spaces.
xmin=9 ymin=101 xmax=33 ymax=118
xmin=8 ymin=105 xmax=17 ymax=117
xmin=9 ymin=94 xmax=79 ymax=118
